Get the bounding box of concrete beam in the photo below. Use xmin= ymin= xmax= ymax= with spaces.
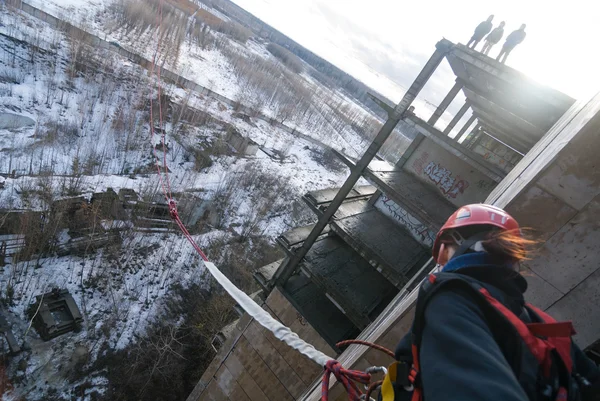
xmin=428 ymin=79 xmax=463 ymax=125
xmin=463 ymin=86 xmax=546 ymax=139
xmin=448 ymin=44 xmax=575 ymax=111
xmin=443 ymin=102 xmax=470 ymax=135
xmin=406 ymin=115 xmax=505 ymax=182
xmin=455 ymin=114 xmax=476 ymax=142
xmin=474 ymin=110 xmax=535 ymax=152
xmin=471 ymin=104 xmax=541 ymax=148
xmin=273 ymin=39 xmax=453 ymax=286
xmin=367 ymin=92 xmax=395 ymax=115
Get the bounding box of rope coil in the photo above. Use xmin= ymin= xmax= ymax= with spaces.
xmin=322 ymin=360 xmax=371 ymax=401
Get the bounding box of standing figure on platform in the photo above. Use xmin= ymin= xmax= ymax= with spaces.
xmin=496 ymin=24 xmax=527 ymax=64
xmin=481 ymin=21 xmax=505 ymax=55
xmin=467 ymin=15 xmax=494 ymax=49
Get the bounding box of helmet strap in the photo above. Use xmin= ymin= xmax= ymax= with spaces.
xmin=450 ymin=231 xmax=490 ymax=261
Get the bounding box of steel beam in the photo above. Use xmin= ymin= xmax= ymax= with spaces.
xmin=273 ymin=40 xmax=453 ymax=287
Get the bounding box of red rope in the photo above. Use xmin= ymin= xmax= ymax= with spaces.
xmin=149 ymin=0 xmax=169 ymax=203
xmin=147 ymin=5 xmax=384 ymax=401
xmin=322 ymin=360 xmax=370 ymax=401
xmin=148 ymin=0 xmax=208 ymax=263
xmin=336 ymin=339 xmax=396 ymax=359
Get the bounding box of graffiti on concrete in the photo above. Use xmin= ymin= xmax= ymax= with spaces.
xmin=375 ymin=195 xmax=435 ymax=247
xmin=411 ymin=151 xmax=430 ymax=175
xmin=476 ymin=179 xmax=494 ymax=190
xmin=423 ymin=161 xmax=470 ymax=198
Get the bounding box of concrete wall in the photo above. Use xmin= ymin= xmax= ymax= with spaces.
xmin=487 ymin=93 xmax=600 ymax=348
xmin=187 ymin=288 xmax=334 ymax=401
xmin=404 ymin=138 xmax=496 ymax=205
xmin=300 ymin=94 xmax=600 ymax=400
xmin=373 ymin=195 xmax=436 ymax=247
xmin=226 ymin=130 xmax=259 ymax=156
xmin=471 ymin=135 xmax=522 ymax=174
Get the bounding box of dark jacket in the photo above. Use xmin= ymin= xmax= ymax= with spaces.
xmin=472 ymin=20 xmax=493 ymax=40
xmin=504 ymin=29 xmax=527 ymax=48
xmin=395 ymin=252 xmax=600 ymax=401
xmin=486 ymin=26 xmax=505 ymax=44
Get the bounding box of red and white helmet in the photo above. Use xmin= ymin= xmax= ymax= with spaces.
xmin=432 ymin=204 xmax=520 ymax=263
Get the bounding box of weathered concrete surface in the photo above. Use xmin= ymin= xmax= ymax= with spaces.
xmin=189 ymin=287 xmax=334 ymax=401
xmin=282 ymin=273 xmax=359 ymax=349
xmin=302 ymin=236 xmax=398 ymax=329
xmin=489 ymin=93 xmax=600 ymax=348
xmin=365 ymin=167 xmax=456 ymax=230
xmin=405 ymin=116 xmax=506 ymax=182
xmin=445 ymin=42 xmax=575 ymax=152
xmin=331 ymin=208 xmax=429 ymax=288
xmin=547 ymin=267 xmax=600 ymax=350
xmin=278 ymin=225 xmax=331 ymax=247
xmin=404 ymin=138 xmax=497 ymax=205
xmin=524 ymin=195 xmax=600 ymax=294
xmin=269 ymin=284 xmax=341 ymax=360
xmin=303 ymin=186 xmax=375 ymax=206
xmin=471 ymin=135 xmax=522 ymax=174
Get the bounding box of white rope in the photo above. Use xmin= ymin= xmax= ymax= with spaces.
xmin=203 ymin=261 xmax=332 ymax=367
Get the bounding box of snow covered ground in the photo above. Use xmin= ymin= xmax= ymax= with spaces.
xmin=0 ymin=1 xmax=378 ymax=399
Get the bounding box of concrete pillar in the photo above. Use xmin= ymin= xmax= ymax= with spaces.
xmin=454 ymin=114 xmax=476 ymax=142
xmin=273 ymin=40 xmax=454 ymax=286
xmin=428 ymin=79 xmax=463 ymax=125
xmin=443 ymin=102 xmax=470 ymax=135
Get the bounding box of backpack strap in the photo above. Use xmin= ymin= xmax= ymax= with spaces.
xmin=409 ymin=272 xmax=579 ymax=401
xmin=526 ymin=303 xmax=576 ymax=375
xmin=477 ymin=287 xmax=558 ymax=376
xmin=409 ymin=273 xmax=481 ymax=401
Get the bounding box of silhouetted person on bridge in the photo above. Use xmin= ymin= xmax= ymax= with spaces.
xmin=481 ymin=21 xmax=505 ymax=55
xmin=467 ymin=15 xmax=494 ymax=49
xmin=496 ymin=24 xmax=526 ymax=64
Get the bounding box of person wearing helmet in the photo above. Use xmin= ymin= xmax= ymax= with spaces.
xmin=481 ymin=21 xmax=505 ymax=56
xmin=390 ymin=204 xmax=599 ymax=401
xmin=467 ymin=15 xmax=494 ymax=49
xmin=496 ymin=24 xmax=527 ymax=64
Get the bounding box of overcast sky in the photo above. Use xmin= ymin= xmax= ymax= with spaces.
xmin=231 ymin=0 xmax=600 ymax=108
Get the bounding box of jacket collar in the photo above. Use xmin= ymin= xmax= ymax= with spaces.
xmin=441 ymin=252 xmax=528 ymax=300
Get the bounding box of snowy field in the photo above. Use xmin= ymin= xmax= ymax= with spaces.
xmin=0 ymin=2 xmax=379 ymax=398
xmin=0 ymin=0 xmax=397 ymax=398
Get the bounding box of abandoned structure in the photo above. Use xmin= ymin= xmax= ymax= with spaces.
xmin=28 ymin=289 xmax=83 ymax=341
xmin=0 ymin=313 xmax=21 ymax=354
xmin=225 ymin=128 xmax=259 ymax=156
xmin=186 ymin=38 xmax=598 ymax=401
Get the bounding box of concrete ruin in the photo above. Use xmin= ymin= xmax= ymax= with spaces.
xmin=188 ymin=39 xmax=600 ymax=401
xmin=0 ymin=313 xmax=21 ymax=354
xmin=27 ymin=289 xmax=83 ymax=341
xmin=225 ymin=128 xmax=259 ymax=156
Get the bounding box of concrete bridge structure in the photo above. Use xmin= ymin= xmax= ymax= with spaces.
xmin=187 ymin=38 xmax=599 ymax=401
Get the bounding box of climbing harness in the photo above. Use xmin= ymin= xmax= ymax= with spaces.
xmin=379 ymin=272 xmax=590 ymax=401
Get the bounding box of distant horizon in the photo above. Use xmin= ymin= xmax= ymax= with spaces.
xmin=231 ymin=0 xmax=599 ymax=106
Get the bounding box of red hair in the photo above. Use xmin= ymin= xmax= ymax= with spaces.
xmin=480 ymin=229 xmax=538 ymax=262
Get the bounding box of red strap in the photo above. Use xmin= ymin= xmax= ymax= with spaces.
xmin=526 ymin=322 xmax=576 ymax=338
xmin=479 ymin=288 xmax=552 ymax=375
xmin=527 ymin=303 xmax=574 ymax=373
xmin=410 ymin=344 xmax=423 ymax=401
